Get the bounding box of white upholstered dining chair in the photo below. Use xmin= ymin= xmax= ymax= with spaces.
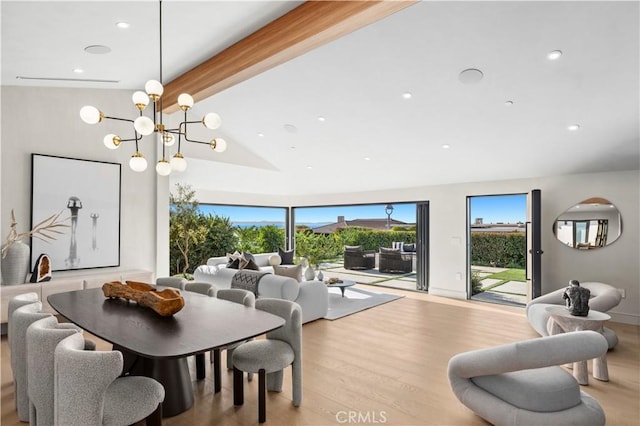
xmin=232 ymin=298 xmax=302 ymax=423
xmin=11 ymin=302 xmax=51 ymax=422
xmin=54 ymin=332 xmax=165 ymax=426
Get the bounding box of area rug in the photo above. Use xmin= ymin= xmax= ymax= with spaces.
xmin=324 ymin=286 xmax=404 ymax=320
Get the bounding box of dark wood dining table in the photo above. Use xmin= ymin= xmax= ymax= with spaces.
xmin=48 ymin=287 xmax=285 ymax=417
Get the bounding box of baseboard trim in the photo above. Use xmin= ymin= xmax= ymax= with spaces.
xmin=609 ymin=311 xmax=640 ymax=326
xmin=428 ymin=287 xmax=467 ymax=299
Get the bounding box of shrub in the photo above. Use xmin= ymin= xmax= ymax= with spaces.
xmin=257 ymin=225 xmax=285 ymax=253
xmin=470 ymin=232 xmax=525 ymax=269
xmin=471 ymin=270 xmax=483 ymax=295
xmin=295 ymin=232 xmax=341 ymax=267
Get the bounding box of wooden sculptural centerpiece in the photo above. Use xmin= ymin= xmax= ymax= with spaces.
xmin=102 ymin=281 xmax=185 ymax=316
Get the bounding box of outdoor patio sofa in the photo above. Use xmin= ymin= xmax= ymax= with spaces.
xmin=343 ymin=246 xmax=375 ymax=270
xmin=379 ymin=248 xmax=413 ymax=273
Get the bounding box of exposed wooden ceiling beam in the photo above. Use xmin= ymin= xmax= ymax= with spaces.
xmin=162 ymin=0 xmax=416 ymax=113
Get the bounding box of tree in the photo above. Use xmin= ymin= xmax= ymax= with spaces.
xmin=169 ymin=184 xmax=208 ymax=276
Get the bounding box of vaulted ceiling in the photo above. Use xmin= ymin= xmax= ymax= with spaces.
xmin=3 ymin=1 xmax=639 ymax=196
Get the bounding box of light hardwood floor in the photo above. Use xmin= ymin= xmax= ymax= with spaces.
xmin=2 ymin=286 xmax=639 ymax=425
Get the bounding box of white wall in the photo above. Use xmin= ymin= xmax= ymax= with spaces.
xmin=191 ymin=170 xmax=640 ymax=325
xmin=4 ymin=87 xmax=637 ymax=325
xmin=1 ymin=86 xmax=166 ymax=280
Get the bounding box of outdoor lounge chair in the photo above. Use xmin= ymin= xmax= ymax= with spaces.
xmin=343 ymin=246 xmax=375 ymax=270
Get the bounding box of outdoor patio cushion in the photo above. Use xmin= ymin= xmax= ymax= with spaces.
xmin=379 ymin=247 xmax=401 ymax=254
xmin=471 ymin=366 xmax=581 ymax=412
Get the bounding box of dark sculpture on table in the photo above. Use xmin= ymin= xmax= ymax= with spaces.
xmin=563 ymin=279 xmax=590 ymax=316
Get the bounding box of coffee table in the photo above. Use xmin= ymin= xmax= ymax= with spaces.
xmin=328 ymin=280 xmax=355 ymax=297
xmin=545 ymin=306 xmax=611 ymax=385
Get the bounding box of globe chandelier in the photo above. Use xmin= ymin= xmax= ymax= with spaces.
xmin=79 ymin=0 xmax=226 ymax=176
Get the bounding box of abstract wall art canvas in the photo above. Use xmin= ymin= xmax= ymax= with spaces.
xmin=31 ymin=154 xmax=121 ymax=271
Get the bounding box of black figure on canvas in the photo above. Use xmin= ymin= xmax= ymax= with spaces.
xmin=65 ymin=196 xmax=82 ymax=268
xmin=563 ymin=279 xmax=590 ymax=316
xmin=91 ymin=213 xmax=99 ymax=251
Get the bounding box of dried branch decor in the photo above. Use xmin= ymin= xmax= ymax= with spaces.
xmin=2 ymin=209 xmax=69 ymax=258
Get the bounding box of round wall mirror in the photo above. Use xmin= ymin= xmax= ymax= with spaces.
xmin=553 ymin=197 xmax=622 ymax=249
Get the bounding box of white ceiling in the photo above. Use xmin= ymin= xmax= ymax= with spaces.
xmin=2 ymin=1 xmax=639 ymax=196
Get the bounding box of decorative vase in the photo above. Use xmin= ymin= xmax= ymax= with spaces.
xmin=1 ymin=240 xmax=31 ymax=285
xmin=317 ymin=270 xmax=324 ymax=281
xmin=304 ymin=265 xmax=315 ymax=281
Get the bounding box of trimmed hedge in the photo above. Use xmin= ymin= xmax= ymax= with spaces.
xmin=335 ymin=227 xmax=415 ymax=251
xmin=471 ymin=232 xmax=525 ymax=269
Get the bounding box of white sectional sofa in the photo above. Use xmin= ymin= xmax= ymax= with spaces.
xmin=198 ymin=252 xmax=278 ymax=274
xmin=194 ymin=258 xmax=328 ymax=324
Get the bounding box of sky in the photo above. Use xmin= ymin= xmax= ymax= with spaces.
xmin=199 ymin=205 xmax=286 ymax=222
xmin=199 ymin=195 xmax=526 ymax=225
xmin=469 ymin=194 xmax=527 ymax=224
xmin=198 ymin=203 xmax=417 ymax=224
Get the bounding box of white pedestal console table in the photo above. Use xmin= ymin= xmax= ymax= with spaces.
xmin=545 ymin=306 xmax=610 ymax=385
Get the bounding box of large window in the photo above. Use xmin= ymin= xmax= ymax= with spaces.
xmin=169 ymin=202 xmax=287 ymax=276
xmin=293 ymin=202 xmax=427 ymax=291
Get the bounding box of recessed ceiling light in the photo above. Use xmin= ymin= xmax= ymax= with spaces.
xmin=283 ymin=124 xmax=298 ymax=133
xmin=84 ymin=45 xmax=111 ymax=55
xmin=459 ymin=68 xmax=484 ymax=84
xmin=402 ymin=92 xmax=412 ymax=99
xmin=364 ymin=157 xmax=371 ymax=161
xmin=116 ymin=22 xmax=130 ymax=29
xmin=290 ymin=146 xmax=296 ymax=149
xmin=442 ymin=144 xmax=451 ymax=149
xmin=306 ymin=165 xmax=313 ymax=170
xmin=504 ymin=100 xmax=514 ymax=106
xmin=547 ymin=50 xmax=563 ymax=60
xmin=257 ymin=133 xmax=264 ymax=137
xmin=73 ymin=68 xmax=84 ymax=74
xmin=568 ymin=124 xmax=581 ymax=131
xmin=317 ymin=116 xmax=326 ymax=122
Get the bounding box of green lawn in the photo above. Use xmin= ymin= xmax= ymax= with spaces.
xmin=486 ymin=268 xmax=526 ymax=282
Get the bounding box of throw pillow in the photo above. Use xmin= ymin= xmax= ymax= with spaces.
xmin=278 ymin=247 xmax=295 ymax=265
xmin=226 ymin=251 xmax=241 ymax=268
xmin=403 ymin=243 xmax=416 ymax=252
xmin=226 ymin=258 xmax=240 ymax=269
xmin=273 ymin=264 xmax=302 ymax=282
xmin=227 ymin=251 xmax=251 ymax=269
xmin=344 ymin=245 xmax=362 ymax=252
xmin=242 ymin=258 xmax=261 ymax=271
xmin=242 ymin=251 xmax=255 ymax=263
xmin=380 ymin=247 xmax=400 ymax=254
xmin=269 ymin=254 xmax=282 ymax=266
